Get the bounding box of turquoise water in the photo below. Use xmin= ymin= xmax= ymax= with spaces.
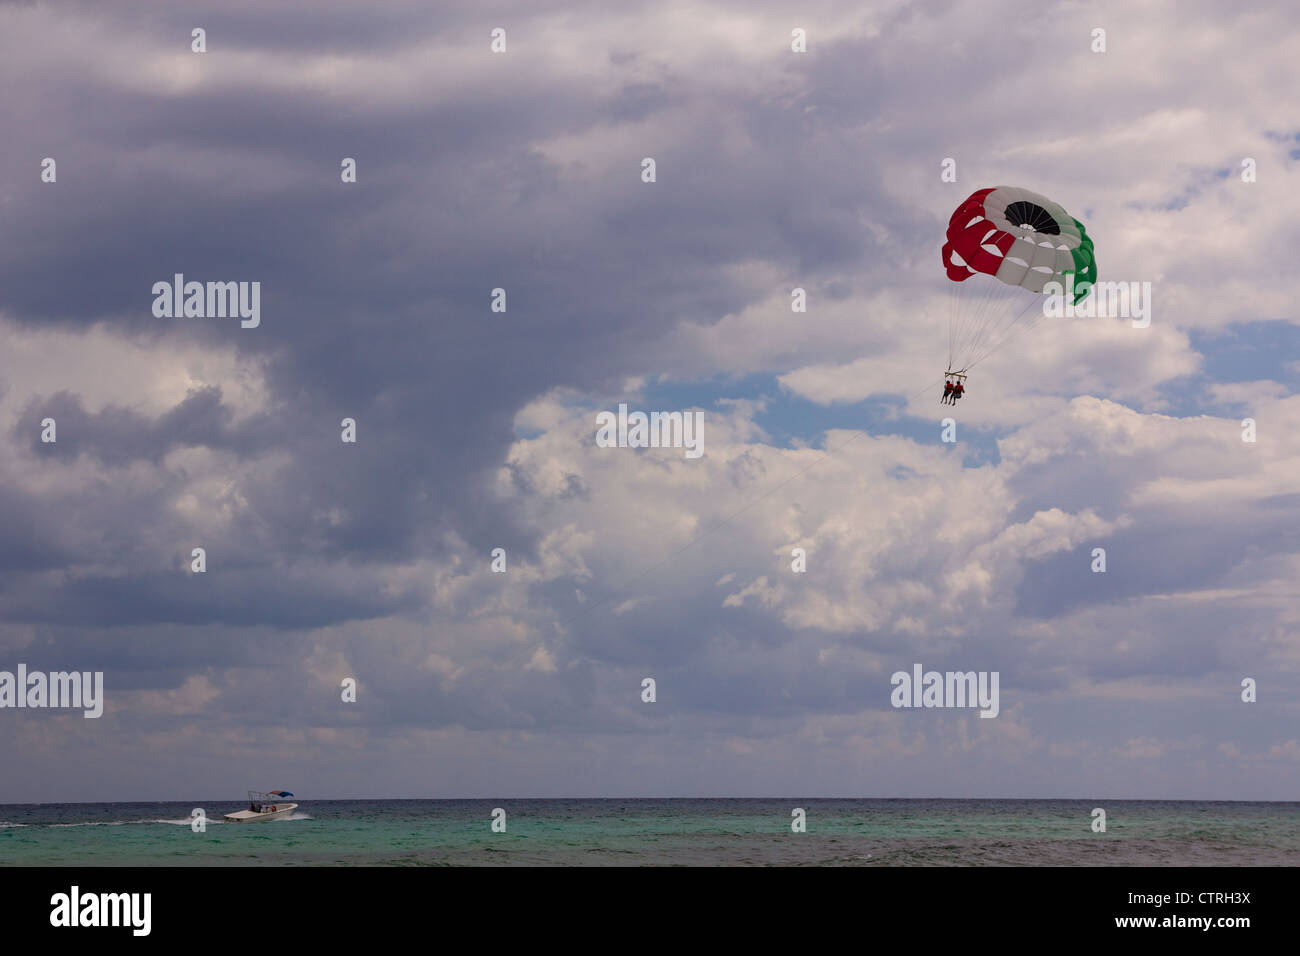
xmin=2 ymin=799 xmax=1297 ymax=866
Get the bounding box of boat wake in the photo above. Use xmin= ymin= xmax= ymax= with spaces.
xmin=48 ymin=821 xmax=126 ymax=827
xmin=12 ymin=816 xmax=314 ymax=828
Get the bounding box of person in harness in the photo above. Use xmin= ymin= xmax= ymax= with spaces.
xmin=942 ymin=372 xmax=967 ymax=405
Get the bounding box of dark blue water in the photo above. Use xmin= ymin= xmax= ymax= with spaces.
xmin=2 ymin=799 xmax=1296 ymax=866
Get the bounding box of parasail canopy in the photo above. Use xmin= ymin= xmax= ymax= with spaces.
xmin=941 ymin=186 xmax=1097 ymax=373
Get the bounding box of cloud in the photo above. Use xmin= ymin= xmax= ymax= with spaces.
xmin=0 ymin=0 xmax=1296 ymax=801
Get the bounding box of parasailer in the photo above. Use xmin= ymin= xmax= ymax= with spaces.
xmin=941 ymin=371 xmax=966 ymax=404
xmin=941 ymin=186 xmax=1097 ymax=398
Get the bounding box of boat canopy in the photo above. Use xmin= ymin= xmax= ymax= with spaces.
xmin=247 ymin=790 xmax=295 ymax=802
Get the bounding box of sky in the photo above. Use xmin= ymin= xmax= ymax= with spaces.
xmin=1 ymin=0 xmax=1298 ymax=802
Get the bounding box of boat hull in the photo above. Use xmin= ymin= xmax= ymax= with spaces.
xmin=222 ymin=803 xmax=298 ymax=823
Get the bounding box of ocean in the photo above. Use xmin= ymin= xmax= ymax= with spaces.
xmin=2 ymin=799 xmax=1296 ymax=866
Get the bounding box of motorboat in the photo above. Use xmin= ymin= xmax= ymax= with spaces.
xmin=223 ymin=790 xmax=298 ymax=823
